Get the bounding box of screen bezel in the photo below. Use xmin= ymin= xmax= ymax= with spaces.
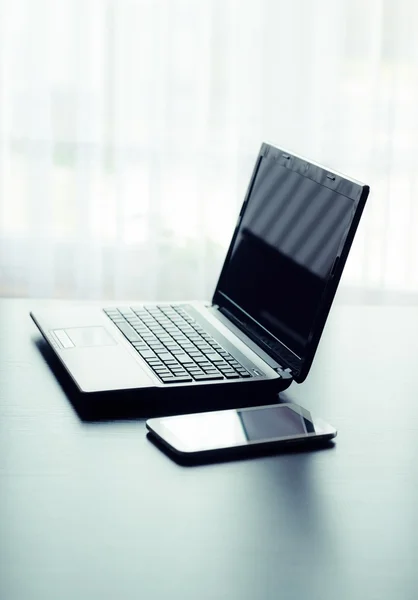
xmin=212 ymin=143 xmax=369 ymax=383
xmin=146 ymin=403 xmax=337 ymax=455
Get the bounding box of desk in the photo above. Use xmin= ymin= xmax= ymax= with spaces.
xmin=1 ymin=298 xmax=417 ymax=600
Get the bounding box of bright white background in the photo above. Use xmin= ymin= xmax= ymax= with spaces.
xmin=0 ymin=0 xmax=417 ymax=302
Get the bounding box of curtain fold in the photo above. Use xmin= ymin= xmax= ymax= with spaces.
xmin=0 ymin=0 xmax=417 ymax=300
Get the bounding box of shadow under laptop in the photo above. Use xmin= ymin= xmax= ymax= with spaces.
xmin=34 ymin=337 xmax=287 ymax=423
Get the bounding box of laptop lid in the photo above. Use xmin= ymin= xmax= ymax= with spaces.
xmin=213 ymin=142 xmax=369 ymax=383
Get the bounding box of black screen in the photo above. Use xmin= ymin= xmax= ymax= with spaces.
xmin=238 ymin=405 xmax=314 ymax=440
xmin=218 ymin=155 xmax=354 ymax=357
xmin=161 ymin=405 xmax=319 ymax=451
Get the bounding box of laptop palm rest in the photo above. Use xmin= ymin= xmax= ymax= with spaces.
xmin=59 ymin=327 xmax=117 ymax=348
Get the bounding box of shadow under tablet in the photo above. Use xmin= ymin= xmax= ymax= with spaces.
xmin=146 ymin=429 xmax=336 ymax=467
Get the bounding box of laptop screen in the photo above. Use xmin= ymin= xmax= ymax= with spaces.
xmin=216 ymin=150 xmax=357 ymax=359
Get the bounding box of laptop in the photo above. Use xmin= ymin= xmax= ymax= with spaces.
xmin=31 ymin=142 xmax=369 ymax=400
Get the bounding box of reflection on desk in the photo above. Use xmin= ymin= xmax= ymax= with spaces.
xmin=1 ymin=299 xmax=418 ymax=600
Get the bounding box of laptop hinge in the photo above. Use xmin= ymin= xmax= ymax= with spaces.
xmin=275 ymin=366 xmax=293 ymax=379
xmin=216 ymin=305 xmax=297 ymax=378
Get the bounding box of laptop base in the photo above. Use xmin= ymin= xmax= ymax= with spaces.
xmin=35 ymin=334 xmax=291 ymax=422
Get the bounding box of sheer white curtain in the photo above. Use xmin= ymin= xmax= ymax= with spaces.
xmin=0 ymin=0 xmax=417 ymax=301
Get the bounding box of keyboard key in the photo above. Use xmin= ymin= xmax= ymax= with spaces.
xmin=147 ymin=360 xmax=165 ymax=368
xmin=193 ymin=373 xmax=224 ymax=381
xmin=119 ymin=308 xmax=135 ymax=317
xmin=156 ymin=352 xmax=174 ymax=361
xmin=196 ymin=343 xmax=211 ymax=350
xmin=174 ymin=353 xmax=192 ymax=363
xmin=147 ymin=344 xmax=166 ymax=352
xmin=154 ymin=368 xmax=172 ymax=375
xmin=210 ymin=344 xmax=223 ymax=351
xmin=169 ymin=362 xmax=183 ymax=369
xmin=172 ymin=370 xmax=188 ymax=376
xmin=202 ymin=352 xmax=221 ymax=361
xmin=215 ymin=365 xmax=232 ymax=372
xmin=223 ymin=372 xmax=240 ymax=379
xmin=142 ymin=335 xmax=157 ymax=342
xmin=132 ymin=342 xmax=148 ymax=350
xmin=126 ymin=317 xmax=141 ymax=324
xmin=226 ymin=357 xmax=240 ymax=366
xmin=218 ymin=368 xmax=236 ymax=375
xmin=194 ymin=357 xmax=210 ymax=364
xmin=160 ymin=375 xmax=193 ymax=383
xmin=114 ymin=321 xmax=141 ymax=343
xmin=179 ymin=343 xmax=195 ymax=350
xmin=139 ymin=350 xmax=156 ymax=359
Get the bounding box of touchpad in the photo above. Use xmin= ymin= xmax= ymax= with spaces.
xmin=65 ymin=327 xmax=117 ymax=348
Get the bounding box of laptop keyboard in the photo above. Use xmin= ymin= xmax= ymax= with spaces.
xmin=104 ymin=304 xmax=253 ymax=384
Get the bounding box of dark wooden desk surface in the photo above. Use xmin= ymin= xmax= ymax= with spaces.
xmin=1 ymin=298 xmax=417 ymax=600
